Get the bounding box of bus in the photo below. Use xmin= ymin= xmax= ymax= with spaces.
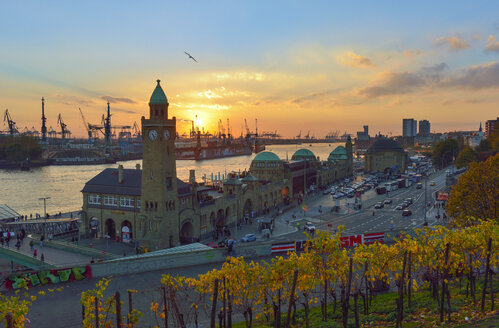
xmin=385 ymin=181 xmax=398 ymax=191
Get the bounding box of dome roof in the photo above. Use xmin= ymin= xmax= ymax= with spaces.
xmin=291 ymin=148 xmax=316 ymax=161
xmin=253 ymin=151 xmax=281 ymax=162
xmin=367 ymin=137 xmax=404 ymax=154
xmin=149 ymin=80 xmax=168 ymax=105
xmin=328 ymin=146 xmax=348 ymax=161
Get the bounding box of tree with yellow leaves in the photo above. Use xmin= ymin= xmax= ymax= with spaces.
xmin=447 ymin=153 xmax=499 ymax=227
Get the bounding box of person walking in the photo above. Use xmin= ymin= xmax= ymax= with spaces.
xmin=40 ymin=234 xmax=45 ymax=248
xmin=29 ymin=239 xmax=34 ymax=252
xmin=41 ymin=253 xmax=45 ymax=262
xmin=227 ymin=236 xmax=236 ymax=257
xmin=33 ymin=249 xmax=37 ymax=258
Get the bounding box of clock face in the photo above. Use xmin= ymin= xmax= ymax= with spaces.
xmin=148 ymin=129 xmax=158 ymax=141
xmin=163 ymin=129 xmax=170 ymax=140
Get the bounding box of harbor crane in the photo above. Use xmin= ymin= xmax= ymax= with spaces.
xmin=41 ymin=97 xmax=47 ymax=142
xmin=304 ymin=130 xmax=310 ymax=139
xmin=227 ymin=118 xmax=231 ymax=140
xmin=57 ymin=113 xmax=71 ymax=141
xmin=3 ymin=109 xmax=18 ymax=136
xmin=79 ymin=108 xmax=93 ymax=144
xmin=296 ymin=130 xmax=301 ymax=139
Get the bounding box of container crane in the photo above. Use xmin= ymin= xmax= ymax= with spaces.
xmin=296 ymin=130 xmax=301 ymax=139
xmin=305 ymin=130 xmax=310 ymax=139
xmin=3 ymin=109 xmax=18 ymax=136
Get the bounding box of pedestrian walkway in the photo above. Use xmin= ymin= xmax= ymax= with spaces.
xmin=0 ymin=237 xmax=92 ymax=268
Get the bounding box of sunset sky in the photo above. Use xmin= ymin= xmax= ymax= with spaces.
xmin=1 ymin=1 xmax=498 ymax=138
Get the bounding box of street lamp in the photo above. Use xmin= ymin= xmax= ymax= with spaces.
xmin=39 ymin=196 xmax=51 ymax=235
xmin=423 ymin=175 xmax=428 ymax=226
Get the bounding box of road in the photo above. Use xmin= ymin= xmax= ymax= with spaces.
xmin=272 ymin=168 xmax=448 ymax=241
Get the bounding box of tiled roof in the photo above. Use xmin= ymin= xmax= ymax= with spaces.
xmin=82 ymin=168 xmax=192 ymax=197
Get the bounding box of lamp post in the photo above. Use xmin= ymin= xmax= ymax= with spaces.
xmin=423 ymin=175 xmax=428 ymax=226
xmin=39 ymin=196 xmax=51 ymax=235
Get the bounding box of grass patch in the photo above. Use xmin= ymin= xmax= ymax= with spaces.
xmin=232 ymin=280 xmax=497 ymax=327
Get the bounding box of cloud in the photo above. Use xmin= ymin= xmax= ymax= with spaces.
xmin=442 ymin=98 xmax=486 ymax=106
xmin=441 ymin=62 xmax=499 ymax=89
xmin=358 ymin=72 xmax=425 ymax=98
xmin=403 ymin=49 xmax=422 ymax=58
xmin=357 ymin=62 xmax=448 ymax=98
xmin=434 ymin=36 xmax=470 ymax=52
xmin=52 ymin=94 xmax=95 ymax=106
xmin=485 ymin=35 xmax=499 ymax=53
xmin=110 ymin=107 xmax=139 ymax=114
xmin=99 ymin=95 xmax=137 ymax=104
xmin=337 ymin=51 xmax=376 ymax=68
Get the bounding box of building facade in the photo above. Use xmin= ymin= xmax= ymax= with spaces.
xmin=81 ymin=80 xmax=353 ymax=249
xmin=485 ymin=117 xmax=498 ymax=138
xmin=364 ymin=137 xmax=407 ymax=173
xmin=403 ymin=119 xmax=417 ymax=137
xmin=418 ymin=120 xmax=430 ymax=136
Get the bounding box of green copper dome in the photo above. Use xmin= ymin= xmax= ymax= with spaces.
xmin=253 ymin=151 xmax=281 ymax=162
xmin=149 ymin=79 xmax=168 ymax=105
xmin=291 ymin=148 xmax=316 ymax=161
xmin=328 ymin=146 xmax=348 ymax=161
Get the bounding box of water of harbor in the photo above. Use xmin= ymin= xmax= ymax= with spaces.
xmin=0 ymin=143 xmax=343 ymax=215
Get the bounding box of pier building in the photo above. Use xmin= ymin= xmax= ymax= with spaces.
xmin=81 ymin=80 xmax=353 ymax=249
xmin=364 ymin=137 xmax=407 ymax=174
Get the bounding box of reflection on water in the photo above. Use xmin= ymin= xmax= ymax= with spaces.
xmin=0 ymin=143 xmax=342 ymax=215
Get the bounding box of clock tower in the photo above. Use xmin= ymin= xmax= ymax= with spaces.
xmin=138 ymin=79 xmax=179 ymax=249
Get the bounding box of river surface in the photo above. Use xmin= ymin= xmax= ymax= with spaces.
xmin=0 ymin=143 xmax=343 ymax=215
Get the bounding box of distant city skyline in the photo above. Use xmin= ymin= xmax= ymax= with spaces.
xmin=1 ymin=1 xmax=499 ymax=138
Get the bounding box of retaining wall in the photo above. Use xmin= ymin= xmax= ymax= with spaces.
xmin=90 ymin=241 xmax=273 ymax=278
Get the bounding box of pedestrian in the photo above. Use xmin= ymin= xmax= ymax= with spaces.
xmin=29 ymin=239 xmax=34 ymax=251
xmin=15 ymin=240 xmax=20 ymax=250
xmin=41 ymin=253 xmax=45 ymax=262
xmin=33 ymin=249 xmax=37 ymax=258
xmin=227 ymin=236 xmax=236 ymax=257
xmin=40 ymin=234 xmax=45 ymax=248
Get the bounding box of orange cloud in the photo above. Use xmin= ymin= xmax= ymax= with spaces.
xmin=337 ymin=51 xmax=376 ymax=68
xmin=485 ymin=35 xmax=499 ymax=53
xmin=434 ymin=36 xmax=470 ymax=52
xmin=403 ymin=49 xmax=422 ymax=58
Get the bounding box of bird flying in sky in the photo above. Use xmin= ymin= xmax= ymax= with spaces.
xmin=184 ymin=51 xmax=198 ymax=63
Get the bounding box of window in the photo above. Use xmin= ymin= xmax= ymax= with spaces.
xmin=120 ymin=197 xmax=134 ymax=208
xmin=166 ymin=177 xmax=173 ymax=191
xmin=137 ymin=199 xmax=141 ymax=209
xmin=103 ymin=196 xmax=117 ymax=206
xmin=88 ymin=194 xmax=101 ymax=205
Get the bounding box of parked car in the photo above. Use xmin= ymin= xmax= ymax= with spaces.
xmin=241 ymin=233 xmax=257 ymax=243
xmin=374 ymin=202 xmax=384 ymax=209
xmin=430 ymin=181 xmax=436 ymax=186
xmin=402 ymin=201 xmax=410 ymax=207
xmin=333 ymin=192 xmax=344 ymax=199
xmin=405 ymin=198 xmax=413 ymax=205
xmin=384 ymin=199 xmax=393 ymax=205
xmin=396 ymin=204 xmax=406 ymax=210
xmin=402 ymin=209 xmax=412 ymax=216
xmin=416 ymin=183 xmax=423 ymax=189
xmin=323 ymin=189 xmax=331 ymax=195
xmin=206 ymin=242 xmax=218 ymax=248
xmin=304 ymin=221 xmax=316 ymax=233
